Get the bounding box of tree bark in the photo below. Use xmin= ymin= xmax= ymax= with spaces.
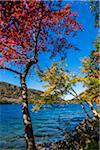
xmin=20 ymin=75 xmax=36 ymax=150
xmin=68 ymin=89 xmax=91 ymax=118
xmin=86 ymin=101 xmax=100 ymax=118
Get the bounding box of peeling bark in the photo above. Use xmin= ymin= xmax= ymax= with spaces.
xmin=21 ymin=75 xmax=36 ymax=150
xmin=68 ymin=89 xmax=91 ymax=118
xmin=86 ymin=101 xmax=100 ymax=118
xmin=80 ymin=102 xmax=91 ymax=118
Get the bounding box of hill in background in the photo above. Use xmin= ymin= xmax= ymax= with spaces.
xmin=1 ymin=82 xmax=92 ymax=104
xmin=0 ymin=82 xmax=66 ymax=104
xmin=0 ymin=82 xmax=43 ymax=104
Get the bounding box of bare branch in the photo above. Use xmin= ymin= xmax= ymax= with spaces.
xmin=34 ymin=2 xmax=44 ymax=63
xmin=0 ymin=66 xmax=21 ymax=75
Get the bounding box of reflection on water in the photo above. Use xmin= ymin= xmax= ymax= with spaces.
xmin=0 ymin=104 xmax=95 ymax=149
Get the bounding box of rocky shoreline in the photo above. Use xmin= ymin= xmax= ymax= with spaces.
xmin=35 ymin=117 xmax=99 ymax=150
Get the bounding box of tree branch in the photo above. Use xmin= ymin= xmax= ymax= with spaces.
xmin=0 ymin=66 xmax=21 ymax=75
xmin=67 ymin=88 xmax=91 ymax=119
xmin=34 ymin=2 xmax=44 ymax=63
xmin=23 ymin=61 xmax=34 ymax=78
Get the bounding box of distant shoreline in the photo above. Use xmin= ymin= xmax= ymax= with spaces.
xmin=0 ymin=82 xmax=100 ymax=105
xmin=0 ymin=100 xmax=99 ymax=105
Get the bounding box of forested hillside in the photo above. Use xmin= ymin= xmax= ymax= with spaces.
xmin=0 ymin=82 xmax=43 ymax=103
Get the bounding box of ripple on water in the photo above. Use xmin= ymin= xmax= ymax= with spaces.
xmin=0 ymin=103 xmax=96 ymax=148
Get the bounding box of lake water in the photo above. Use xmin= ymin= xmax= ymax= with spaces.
xmin=0 ymin=104 xmax=96 ymax=149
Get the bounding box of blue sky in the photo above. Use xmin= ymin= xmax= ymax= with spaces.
xmin=0 ymin=1 xmax=98 ymax=99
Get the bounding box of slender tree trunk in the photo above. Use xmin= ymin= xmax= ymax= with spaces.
xmin=80 ymin=102 xmax=91 ymax=118
xmin=20 ymin=75 xmax=36 ymax=150
xmin=86 ymin=101 xmax=100 ymax=118
xmin=68 ymin=89 xmax=91 ymax=118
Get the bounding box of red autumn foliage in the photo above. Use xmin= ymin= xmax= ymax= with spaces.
xmin=0 ymin=0 xmax=81 ymax=67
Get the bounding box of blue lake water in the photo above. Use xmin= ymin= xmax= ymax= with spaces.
xmin=0 ymin=104 xmax=96 ymax=149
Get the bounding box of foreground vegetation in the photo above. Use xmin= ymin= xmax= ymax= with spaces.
xmin=32 ymin=114 xmax=99 ymax=150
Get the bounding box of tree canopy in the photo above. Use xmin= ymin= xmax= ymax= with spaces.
xmin=90 ymin=0 xmax=99 ymax=27
xmin=37 ymin=62 xmax=81 ymax=101
xmin=81 ymin=39 xmax=100 ymax=103
xmin=0 ymin=0 xmax=81 ymax=71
